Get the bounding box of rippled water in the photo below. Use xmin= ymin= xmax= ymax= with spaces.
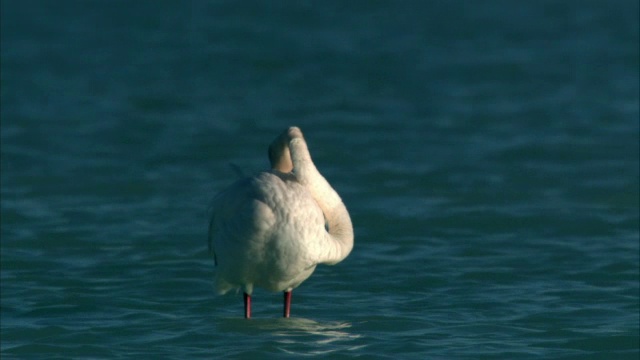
xmin=2 ymin=1 xmax=639 ymax=359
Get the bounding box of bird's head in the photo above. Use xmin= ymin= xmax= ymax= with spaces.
xmin=268 ymin=126 xmax=304 ymax=173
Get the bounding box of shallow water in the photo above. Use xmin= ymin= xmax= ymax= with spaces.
xmin=1 ymin=1 xmax=639 ymax=359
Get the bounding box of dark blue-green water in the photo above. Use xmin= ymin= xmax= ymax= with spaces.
xmin=1 ymin=1 xmax=639 ymax=359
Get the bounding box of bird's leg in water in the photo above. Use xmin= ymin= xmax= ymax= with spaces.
xmin=244 ymin=292 xmax=251 ymax=319
xmin=283 ymin=291 xmax=292 ymax=318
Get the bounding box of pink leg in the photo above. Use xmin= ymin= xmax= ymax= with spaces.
xmin=244 ymin=292 xmax=251 ymax=319
xmin=283 ymin=291 xmax=292 ymax=318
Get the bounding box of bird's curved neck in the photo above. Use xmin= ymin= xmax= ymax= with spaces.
xmin=287 ymin=135 xmax=354 ymax=264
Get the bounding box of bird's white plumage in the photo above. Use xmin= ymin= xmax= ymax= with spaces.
xmin=208 ymin=127 xmax=353 ymax=296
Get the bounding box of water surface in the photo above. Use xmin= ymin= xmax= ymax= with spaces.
xmin=1 ymin=1 xmax=638 ymax=359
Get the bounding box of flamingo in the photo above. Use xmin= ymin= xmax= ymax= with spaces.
xmin=208 ymin=126 xmax=354 ymax=318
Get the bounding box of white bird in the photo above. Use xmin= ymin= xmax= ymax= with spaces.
xmin=208 ymin=126 xmax=354 ymax=318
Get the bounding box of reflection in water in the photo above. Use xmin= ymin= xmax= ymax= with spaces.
xmin=218 ymin=317 xmax=365 ymax=356
xmin=270 ymin=318 xmax=364 ymax=356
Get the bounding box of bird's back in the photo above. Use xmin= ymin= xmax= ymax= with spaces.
xmin=209 ymin=170 xmax=326 ymax=294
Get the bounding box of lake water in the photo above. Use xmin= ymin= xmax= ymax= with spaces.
xmin=1 ymin=1 xmax=639 ymax=359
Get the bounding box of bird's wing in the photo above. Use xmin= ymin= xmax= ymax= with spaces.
xmin=207 ymin=177 xmax=259 ymax=267
xmin=208 ymin=211 xmax=218 ymax=266
xmin=228 ymin=162 xmax=245 ymax=178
